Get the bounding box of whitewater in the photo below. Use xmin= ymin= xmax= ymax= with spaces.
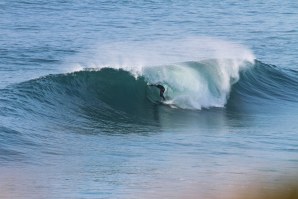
xmin=1 ymin=1 xmax=298 ymax=199
xmin=70 ymin=37 xmax=256 ymax=110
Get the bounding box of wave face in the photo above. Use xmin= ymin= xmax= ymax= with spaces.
xmin=231 ymin=60 xmax=298 ymax=102
xmin=2 ymin=69 xmax=151 ymax=125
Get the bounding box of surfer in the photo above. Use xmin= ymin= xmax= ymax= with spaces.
xmin=149 ymin=84 xmax=166 ymax=101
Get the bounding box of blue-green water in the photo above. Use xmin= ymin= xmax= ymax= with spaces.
xmin=1 ymin=1 xmax=298 ymax=198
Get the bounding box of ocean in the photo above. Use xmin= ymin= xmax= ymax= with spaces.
xmin=1 ymin=0 xmax=298 ymax=198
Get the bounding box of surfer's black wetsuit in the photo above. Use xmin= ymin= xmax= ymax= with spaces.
xmin=150 ymin=84 xmax=166 ymax=101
